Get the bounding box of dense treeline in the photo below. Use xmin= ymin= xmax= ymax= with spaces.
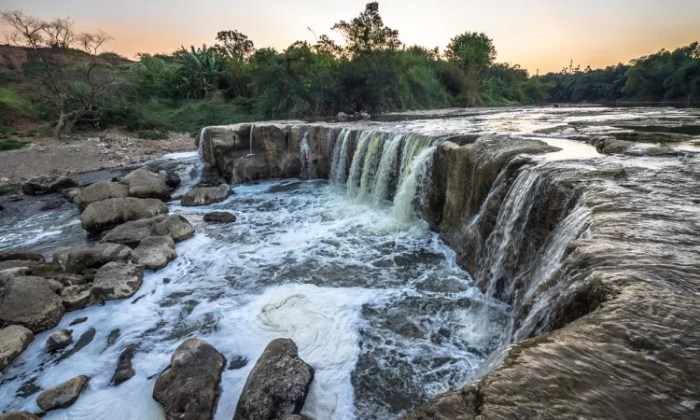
xmin=0 ymin=3 xmax=698 ymax=139
xmin=538 ymin=42 xmax=700 ymax=105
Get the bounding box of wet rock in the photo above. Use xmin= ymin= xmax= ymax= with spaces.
xmin=164 ymin=170 xmax=181 ymax=189
xmin=101 ymin=214 xmax=195 ymax=247
xmin=80 ymin=197 xmax=168 ymax=233
xmin=53 ymin=243 xmax=133 ymax=274
xmin=70 ymin=316 xmax=88 ymax=326
xmin=0 ymin=252 xmax=45 ymax=263
xmin=36 ymin=375 xmax=89 ymax=411
xmin=39 ymin=198 xmax=66 ymax=211
xmin=153 ymin=337 xmax=225 ymax=420
xmin=234 ymin=338 xmax=314 ymax=420
xmin=181 ymin=184 xmax=230 ymax=206
xmin=0 ymin=325 xmax=34 ymax=370
xmin=60 ymin=285 xmax=92 ymax=311
xmin=112 ymin=344 xmax=138 ymax=385
xmin=54 ymin=273 xmax=88 ymax=287
xmin=203 ymin=211 xmax=236 ymax=224
xmin=22 ymin=176 xmax=77 ymax=196
xmin=120 ymin=168 xmax=171 ymax=201
xmin=133 ymin=236 xmax=176 ymax=269
xmin=72 ymin=181 xmax=129 ymax=209
xmin=0 ymin=276 xmax=64 ymax=333
xmin=91 ymin=262 xmax=144 ymax=301
xmin=47 ymin=329 xmax=72 ymax=352
xmin=0 ymin=267 xmax=31 ymax=282
xmin=0 ymin=413 xmax=41 ymax=420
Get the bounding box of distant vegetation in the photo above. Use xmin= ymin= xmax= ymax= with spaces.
xmin=0 ymin=3 xmax=698 ymax=139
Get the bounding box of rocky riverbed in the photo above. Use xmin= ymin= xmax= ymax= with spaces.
xmin=1 ymin=106 xmax=699 ymax=419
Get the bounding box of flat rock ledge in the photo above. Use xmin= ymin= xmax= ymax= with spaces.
xmin=234 ymin=338 xmax=314 ymax=420
xmin=36 ymin=375 xmax=90 ymax=412
xmin=153 ymin=337 xmax=225 ymax=420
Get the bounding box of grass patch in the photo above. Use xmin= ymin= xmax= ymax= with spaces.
xmin=0 ymin=139 xmax=29 ymax=151
xmin=0 ymin=88 xmax=35 ymax=117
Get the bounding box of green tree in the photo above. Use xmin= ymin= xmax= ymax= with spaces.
xmin=332 ymin=2 xmax=402 ymax=56
xmin=174 ymin=45 xmax=223 ymax=99
xmin=445 ymin=32 xmax=496 ymax=105
xmin=214 ymin=30 xmax=255 ymax=62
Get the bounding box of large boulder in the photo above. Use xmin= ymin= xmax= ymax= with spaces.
xmin=181 ymin=184 xmax=231 ymax=207
xmin=120 ymin=168 xmax=171 ymax=201
xmin=73 ymin=181 xmax=129 ymax=210
xmin=0 ymin=325 xmax=34 ymax=370
xmin=101 ymin=214 xmax=195 ymax=247
xmin=133 ymin=236 xmax=176 ymax=269
xmin=80 ymin=197 xmax=168 ymax=233
xmin=234 ymin=338 xmax=314 ymax=420
xmin=22 ymin=176 xmax=77 ymax=196
xmin=91 ymin=262 xmax=144 ymax=301
xmin=36 ymin=375 xmax=90 ymax=411
xmin=153 ymin=338 xmax=225 ymax=420
xmin=0 ymin=276 xmax=64 ymax=333
xmin=53 ymin=243 xmax=133 ymax=274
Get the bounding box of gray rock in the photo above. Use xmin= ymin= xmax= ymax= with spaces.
xmin=203 ymin=212 xmax=236 ymax=224
xmin=163 ymin=170 xmax=181 ymax=189
xmin=112 ymin=344 xmax=138 ymax=385
xmin=0 ymin=267 xmax=31 ymax=282
xmin=0 ymin=325 xmax=34 ymax=370
xmin=36 ymin=375 xmax=89 ymax=411
xmin=133 ymin=236 xmax=176 ymax=269
xmin=73 ymin=181 xmax=129 ymax=210
xmin=181 ymin=184 xmax=231 ymax=206
xmin=53 ymin=273 xmax=88 ymax=287
xmin=0 ymin=412 xmax=41 ymax=420
xmin=80 ymin=197 xmax=168 ymax=233
xmin=0 ymin=252 xmax=45 ymax=262
xmin=234 ymin=338 xmax=314 ymax=420
xmin=120 ymin=168 xmax=171 ymax=201
xmin=101 ymin=214 xmax=195 ymax=247
xmin=22 ymin=176 xmax=77 ymax=196
xmin=47 ymin=329 xmax=72 ymax=352
xmin=60 ymin=285 xmax=92 ymax=311
xmin=153 ymin=338 xmax=225 ymax=420
xmin=91 ymin=262 xmax=144 ymax=301
xmin=0 ymin=276 xmax=64 ymax=333
xmin=53 ymin=243 xmax=133 ymax=274
xmin=39 ymin=198 xmax=66 ymax=211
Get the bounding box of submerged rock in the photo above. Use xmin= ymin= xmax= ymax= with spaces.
xmin=91 ymin=262 xmax=144 ymax=301
xmin=133 ymin=236 xmax=176 ymax=269
xmin=0 ymin=413 xmax=41 ymax=420
xmin=0 ymin=252 xmax=44 ymax=263
xmin=120 ymin=168 xmax=171 ymax=201
xmin=0 ymin=325 xmax=34 ymax=370
xmin=153 ymin=337 xmax=225 ymax=420
xmin=234 ymin=338 xmax=314 ymax=420
xmin=101 ymin=214 xmax=195 ymax=247
xmin=80 ymin=197 xmax=168 ymax=233
xmin=203 ymin=211 xmax=236 ymax=224
xmin=22 ymin=176 xmax=77 ymax=196
xmin=53 ymin=243 xmax=133 ymax=273
xmin=163 ymin=170 xmax=181 ymax=189
xmin=0 ymin=276 xmax=64 ymax=333
xmin=46 ymin=329 xmax=72 ymax=352
xmin=181 ymin=184 xmax=230 ymax=206
xmin=36 ymin=375 xmax=89 ymax=411
xmin=39 ymin=198 xmax=66 ymax=211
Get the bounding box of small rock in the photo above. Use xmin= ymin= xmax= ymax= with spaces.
xmin=112 ymin=344 xmax=138 ymax=385
xmin=61 ymin=286 xmax=92 ymax=311
xmin=234 ymin=338 xmax=314 ymax=420
xmin=39 ymin=198 xmax=66 ymax=211
xmin=36 ymin=375 xmax=89 ymax=411
xmin=203 ymin=212 xmax=236 ymax=224
xmin=0 ymin=276 xmax=64 ymax=333
xmin=80 ymin=197 xmax=168 ymax=233
xmin=153 ymin=338 xmax=225 ymax=420
xmin=69 ymin=316 xmax=88 ymax=326
xmin=181 ymin=184 xmax=231 ymax=206
xmin=91 ymin=262 xmax=144 ymax=301
xmin=101 ymin=214 xmax=195 ymax=247
xmin=47 ymin=329 xmax=73 ymax=352
xmin=0 ymin=412 xmax=41 ymax=420
xmin=0 ymin=325 xmax=34 ymax=370
xmin=133 ymin=236 xmax=176 ymax=269
xmin=23 ymin=176 xmax=77 ymax=196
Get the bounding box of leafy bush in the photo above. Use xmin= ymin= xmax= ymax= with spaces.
xmin=0 ymin=139 xmax=28 ymax=151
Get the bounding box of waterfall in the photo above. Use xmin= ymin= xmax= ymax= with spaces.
xmin=393 ymin=146 xmax=436 ymax=223
xmin=330 ymin=129 xmax=351 ymax=184
xmin=300 ymin=132 xmax=316 ymax=180
xmin=249 ymin=124 xmax=255 ymax=156
xmin=346 ymin=131 xmax=373 ymax=197
xmin=372 ymin=134 xmax=405 ymax=204
xmin=192 ymin=127 xmax=208 ymax=185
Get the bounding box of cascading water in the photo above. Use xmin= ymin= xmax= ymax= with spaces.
xmin=393 ymin=146 xmax=435 ymax=223
xmin=300 ymin=132 xmax=316 ymax=180
xmin=330 ymin=129 xmax=351 ymax=184
xmin=248 ymin=124 xmax=254 ymax=156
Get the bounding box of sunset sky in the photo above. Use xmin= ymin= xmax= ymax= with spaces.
xmin=2 ymin=0 xmax=699 ymax=74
